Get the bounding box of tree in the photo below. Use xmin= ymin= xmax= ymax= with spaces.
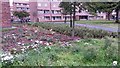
xmin=114 ymin=1 xmax=120 ymax=23
xmin=61 ymin=9 xmax=68 ymax=23
xmin=84 ymin=2 xmax=120 ymax=23
xmin=59 ymin=2 xmax=73 ymax=27
xmin=59 ymin=2 xmax=82 ymax=37
xmin=13 ymin=11 xmax=30 ymax=23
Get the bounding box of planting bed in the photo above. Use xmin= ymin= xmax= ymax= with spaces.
xmin=1 ymin=24 xmax=79 ymax=53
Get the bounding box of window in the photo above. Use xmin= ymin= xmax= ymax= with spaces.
xmin=18 ymin=3 xmax=21 ymax=5
xmin=53 ymin=5 xmax=56 ymax=7
xmin=44 ymin=16 xmax=50 ymax=20
xmin=38 ymin=10 xmax=44 ymax=14
xmin=44 ymin=3 xmax=48 ymax=7
xmin=44 ymin=10 xmax=50 ymax=14
xmin=38 ymin=3 xmax=41 ymax=6
xmin=23 ymin=3 xmax=27 ymax=5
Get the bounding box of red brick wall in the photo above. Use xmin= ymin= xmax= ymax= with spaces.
xmin=29 ymin=1 xmax=38 ymax=22
xmin=2 ymin=2 xmax=11 ymax=27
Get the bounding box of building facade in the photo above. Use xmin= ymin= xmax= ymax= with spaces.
xmin=0 ymin=0 xmax=11 ymax=27
xmin=11 ymin=1 xmax=30 ymax=22
xmin=10 ymin=0 xmax=107 ymax=22
xmin=29 ymin=0 xmax=107 ymax=22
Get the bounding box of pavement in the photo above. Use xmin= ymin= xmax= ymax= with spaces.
xmin=48 ymin=22 xmax=119 ymax=32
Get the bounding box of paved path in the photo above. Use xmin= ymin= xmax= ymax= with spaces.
xmin=48 ymin=22 xmax=119 ymax=32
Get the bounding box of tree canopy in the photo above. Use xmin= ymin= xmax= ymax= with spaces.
xmin=13 ymin=11 xmax=30 ymax=19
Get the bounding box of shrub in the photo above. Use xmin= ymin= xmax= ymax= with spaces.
xmin=83 ymin=47 xmax=97 ymax=62
xmin=28 ymin=22 xmax=118 ymax=39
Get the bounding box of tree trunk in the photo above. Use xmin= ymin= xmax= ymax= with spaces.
xmin=106 ymin=12 xmax=111 ymax=21
xmin=20 ymin=18 xmax=23 ymax=23
xmin=115 ymin=9 xmax=119 ymax=23
xmin=70 ymin=12 xmax=72 ymax=27
xmin=72 ymin=2 xmax=76 ymax=38
xmin=64 ymin=15 xmax=67 ymax=23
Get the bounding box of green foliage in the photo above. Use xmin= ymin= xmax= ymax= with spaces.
xmin=59 ymin=2 xmax=73 ymax=14
xmin=9 ymin=38 xmax=118 ymax=66
xmin=13 ymin=11 xmax=30 ymax=19
xmin=84 ymin=2 xmax=120 ymax=22
xmin=83 ymin=47 xmax=97 ymax=62
xmin=103 ymin=36 xmax=112 ymax=49
xmin=29 ymin=22 xmax=118 ymax=39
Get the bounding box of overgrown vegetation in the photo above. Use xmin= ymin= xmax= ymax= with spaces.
xmin=28 ymin=22 xmax=118 ymax=39
xmin=1 ymin=38 xmax=118 ymax=66
xmin=1 ymin=28 xmax=15 ymax=32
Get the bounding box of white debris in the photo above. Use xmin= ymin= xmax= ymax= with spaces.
xmin=113 ymin=61 xmax=117 ymax=66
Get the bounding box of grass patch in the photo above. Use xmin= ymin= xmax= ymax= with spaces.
xmin=76 ymin=20 xmax=119 ymax=29
xmin=10 ymin=38 xmax=119 ymax=66
xmin=75 ymin=20 xmax=115 ymax=24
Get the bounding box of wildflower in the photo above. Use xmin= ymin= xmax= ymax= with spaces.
xmin=12 ymin=34 xmax=15 ymax=36
xmin=35 ymin=40 xmax=39 ymax=44
xmin=30 ymin=39 xmax=33 ymax=41
xmin=35 ymin=30 xmax=38 ymax=33
xmin=51 ymin=31 xmax=55 ymax=34
xmin=89 ymin=44 xmax=92 ymax=45
xmin=49 ymin=42 xmax=52 ymax=45
xmin=13 ymin=36 xmax=16 ymax=39
xmin=32 ymin=44 xmax=38 ymax=48
xmin=84 ymin=42 xmax=89 ymax=45
xmin=113 ymin=61 xmax=117 ymax=66
xmin=45 ymin=42 xmax=49 ymax=46
xmin=50 ymin=29 xmax=53 ymax=31
xmin=69 ymin=44 xmax=72 ymax=46
xmin=22 ymin=43 xmax=25 ymax=46
xmin=12 ymin=48 xmax=17 ymax=51
xmin=1 ymin=54 xmax=14 ymax=62
xmin=33 ymin=48 xmax=37 ymax=51
xmin=3 ymin=36 xmax=6 ymax=38
xmin=76 ymin=40 xmax=80 ymax=42
xmin=17 ymin=42 xmax=22 ymax=45
xmin=21 ymin=48 xmax=25 ymax=53
xmin=26 ymin=46 xmax=29 ymax=49
xmin=48 ymin=46 xmax=51 ymax=49
xmin=40 ymin=41 xmax=43 ymax=44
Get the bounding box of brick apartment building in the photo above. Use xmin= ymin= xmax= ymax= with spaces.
xmin=11 ymin=0 xmax=30 ymax=22
xmin=0 ymin=0 xmax=11 ymax=27
xmin=29 ymin=0 xmax=107 ymax=22
xmin=10 ymin=0 xmax=107 ymax=22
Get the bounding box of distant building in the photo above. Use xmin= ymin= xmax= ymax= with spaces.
xmin=10 ymin=0 xmax=108 ymax=22
xmin=29 ymin=0 xmax=107 ymax=22
xmin=12 ymin=1 xmax=30 ymax=12
xmin=0 ymin=0 xmax=11 ymax=27
xmin=11 ymin=1 xmax=30 ymax=22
